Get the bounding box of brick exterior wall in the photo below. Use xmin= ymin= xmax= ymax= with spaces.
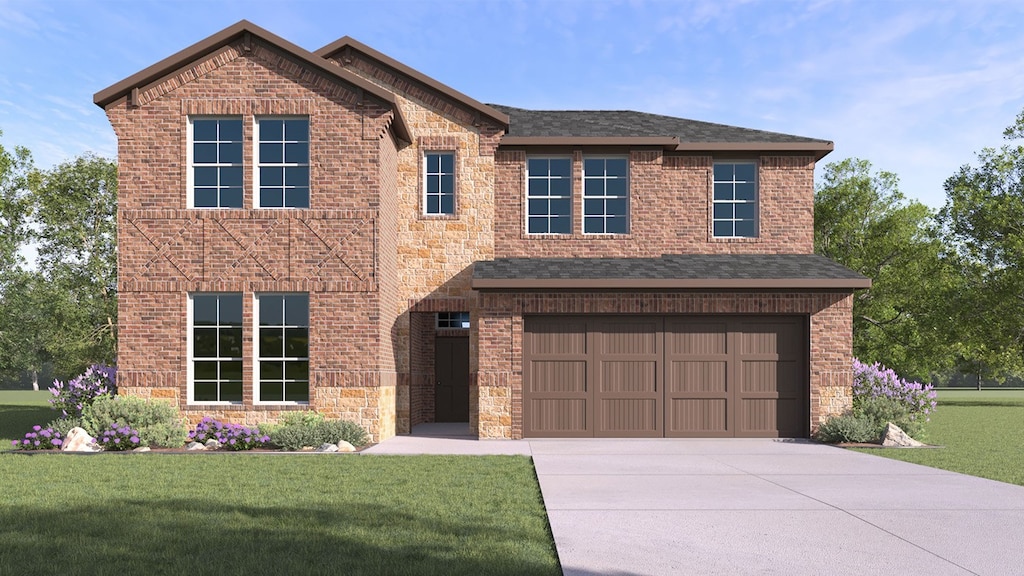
xmin=108 ymin=38 xmax=401 ymax=441
xmin=475 ymin=291 xmax=854 ymax=439
xmin=494 ymin=150 xmax=815 ymax=257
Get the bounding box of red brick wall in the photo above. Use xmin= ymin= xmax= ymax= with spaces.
xmin=107 ymin=38 xmax=398 ymax=422
xmin=476 ymin=291 xmax=853 ymax=439
xmin=494 ymin=150 xmax=815 ymax=257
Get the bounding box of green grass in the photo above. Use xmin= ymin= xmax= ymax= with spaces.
xmin=1 ymin=390 xmax=55 ymax=450
xmin=0 ymin=454 xmax=560 ymax=576
xmin=852 ymin=390 xmax=1024 ymax=486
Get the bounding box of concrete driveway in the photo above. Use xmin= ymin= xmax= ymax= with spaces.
xmin=531 ymin=438 xmax=1024 ymax=576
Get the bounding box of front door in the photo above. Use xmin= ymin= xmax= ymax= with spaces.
xmin=435 ymin=337 xmax=470 ymax=422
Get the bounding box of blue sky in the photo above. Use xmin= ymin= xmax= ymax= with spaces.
xmin=1 ymin=0 xmax=1023 ymax=208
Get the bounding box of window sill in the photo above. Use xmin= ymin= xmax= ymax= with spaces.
xmin=419 ymin=213 xmax=459 ymax=221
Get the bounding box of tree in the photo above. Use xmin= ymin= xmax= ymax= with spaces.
xmin=938 ymin=108 xmax=1024 ymax=383
xmin=0 ymin=129 xmax=33 ymax=276
xmin=29 ymin=153 xmax=118 ymax=377
xmin=815 ymin=158 xmax=953 ymax=380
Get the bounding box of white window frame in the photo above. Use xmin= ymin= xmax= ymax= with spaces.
xmin=423 ymin=151 xmax=456 ymax=216
xmin=525 ymin=156 xmax=573 ymax=235
xmin=581 ymin=156 xmax=630 ymax=235
xmin=253 ymin=116 xmax=310 ymax=209
xmin=712 ymin=161 xmax=759 ymax=239
xmin=187 ymin=116 xmax=244 ymax=209
xmin=187 ymin=293 xmax=244 ymax=405
xmin=253 ymin=293 xmax=310 ymax=405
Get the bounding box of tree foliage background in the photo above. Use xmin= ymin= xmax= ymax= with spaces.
xmin=0 ymin=130 xmax=117 ymax=387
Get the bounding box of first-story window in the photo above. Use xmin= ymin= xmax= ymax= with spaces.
xmin=190 ymin=293 xmax=243 ymax=403
xmin=256 ymin=294 xmax=310 ymax=403
xmin=190 ymin=117 xmax=243 ymax=208
xmin=713 ymin=162 xmax=758 ymax=238
xmin=424 ymin=152 xmax=455 ymax=215
xmin=256 ymin=117 xmax=310 ymax=208
xmin=526 ymin=157 xmax=572 ymax=234
xmin=583 ymin=157 xmax=629 ymax=234
xmin=436 ymin=311 xmax=470 ymax=329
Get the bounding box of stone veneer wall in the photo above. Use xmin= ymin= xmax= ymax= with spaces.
xmin=476 ymin=291 xmax=854 ymax=439
xmin=106 ymin=38 xmax=401 ymax=442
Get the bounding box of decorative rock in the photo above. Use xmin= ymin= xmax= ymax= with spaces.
xmin=315 ymin=443 xmax=339 ymax=453
xmin=299 ymin=446 xmax=315 ymax=452
xmin=205 ymin=439 xmax=222 ymax=450
xmin=186 ymin=441 xmax=207 ymax=451
xmin=133 ymin=446 xmax=151 ymax=453
xmin=336 ymin=441 xmax=356 ymax=453
xmin=881 ymin=423 xmax=925 ymax=447
xmin=63 ymin=427 xmax=99 ymax=452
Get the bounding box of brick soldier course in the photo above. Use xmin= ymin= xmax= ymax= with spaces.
xmin=96 ymin=20 xmax=868 ymax=442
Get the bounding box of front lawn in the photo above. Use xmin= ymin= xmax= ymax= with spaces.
xmin=0 ymin=454 xmax=560 ymax=575
xmin=851 ymin=389 xmax=1024 ymax=486
xmin=0 ymin=390 xmax=54 ymax=451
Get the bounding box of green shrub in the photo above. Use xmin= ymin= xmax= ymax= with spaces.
xmin=47 ymin=416 xmax=86 ymax=438
xmin=856 ymin=395 xmax=926 ymax=439
xmin=268 ymin=412 xmax=369 ymax=450
xmin=82 ymin=395 xmax=188 ymax=448
xmin=815 ymin=413 xmax=879 ymax=443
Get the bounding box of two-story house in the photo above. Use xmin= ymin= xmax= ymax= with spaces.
xmin=94 ymin=21 xmax=868 ymax=442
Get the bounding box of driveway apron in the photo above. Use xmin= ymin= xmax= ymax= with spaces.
xmin=530 ymin=439 xmax=1024 ymax=576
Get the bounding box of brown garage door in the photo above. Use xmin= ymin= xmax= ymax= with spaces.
xmin=523 ymin=315 xmax=807 ymax=438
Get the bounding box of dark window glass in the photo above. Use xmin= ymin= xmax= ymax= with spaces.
xmin=712 ymin=162 xmax=758 ymax=238
xmin=257 ymin=294 xmax=309 ymax=403
xmin=192 ymin=118 xmax=242 ymax=209
xmin=424 ymin=153 xmax=455 ymax=215
xmin=285 ymin=382 xmax=309 ymax=402
xmin=191 ymin=293 xmax=243 ymax=403
xmin=527 ymin=158 xmax=572 ymax=234
xmin=259 ymin=118 xmax=309 ymax=209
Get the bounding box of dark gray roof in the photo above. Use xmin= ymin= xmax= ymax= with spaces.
xmin=472 ymin=254 xmax=870 ymax=290
xmin=488 ymin=104 xmax=829 ymax=144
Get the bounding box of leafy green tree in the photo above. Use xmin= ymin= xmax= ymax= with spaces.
xmin=815 ymin=158 xmax=953 ymax=380
xmin=29 ymin=153 xmax=118 ymax=377
xmin=0 ymin=129 xmax=33 ymax=276
xmin=938 ymin=108 xmax=1024 ymax=382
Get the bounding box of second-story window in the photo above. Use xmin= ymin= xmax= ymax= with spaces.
xmin=256 ymin=117 xmax=310 ymax=208
xmin=190 ymin=118 xmax=243 ymax=208
xmin=713 ymin=162 xmax=758 ymax=238
xmin=424 ymin=152 xmax=455 ymax=215
xmin=583 ymin=158 xmax=629 ymax=234
xmin=526 ymin=158 xmax=572 ymax=234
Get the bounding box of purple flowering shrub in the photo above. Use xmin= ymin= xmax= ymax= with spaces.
xmin=12 ymin=425 xmax=64 ymax=450
xmin=853 ymin=358 xmax=937 ymax=437
xmin=49 ymin=364 xmax=117 ymax=418
xmin=188 ymin=417 xmax=270 ymax=451
xmin=95 ymin=424 xmax=142 ymax=451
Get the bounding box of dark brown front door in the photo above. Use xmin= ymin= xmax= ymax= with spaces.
xmin=435 ymin=337 xmax=469 ymax=422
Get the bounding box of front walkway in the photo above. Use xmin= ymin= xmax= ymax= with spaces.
xmin=366 ymin=428 xmax=1024 ymax=575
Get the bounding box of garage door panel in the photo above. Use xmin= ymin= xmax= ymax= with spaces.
xmin=598 ymin=398 xmax=659 ymax=436
xmin=665 ymin=320 xmax=728 ymax=355
xmin=526 ymin=318 xmax=587 ymax=356
xmin=530 ymin=361 xmax=586 ymax=393
xmin=668 ymin=361 xmax=728 ymax=393
xmin=667 ymin=398 xmax=728 ymax=436
xmin=524 ymin=315 xmax=807 ymax=438
xmin=596 ymin=320 xmax=660 ymax=355
xmin=528 ymin=399 xmax=588 ymax=435
xmin=600 ymin=361 xmax=657 ymax=393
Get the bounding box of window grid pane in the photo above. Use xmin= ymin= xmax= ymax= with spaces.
xmin=712 ymin=162 xmax=758 ymax=238
xmin=192 ymin=294 xmax=244 ymax=403
xmin=258 ymin=118 xmax=310 ymax=208
xmin=257 ymin=294 xmax=310 ymax=403
xmin=526 ymin=158 xmax=572 ymax=234
xmin=191 ymin=119 xmax=243 ymax=208
xmin=582 ymin=158 xmax=629 ymax=234
xmin=424 ymin=153 xmax=455 ymax=215
xmin=436 ymin=312 xmax=471 ymax=329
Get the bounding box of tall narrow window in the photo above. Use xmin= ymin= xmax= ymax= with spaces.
xmin=526 ymin=158 xmax=572 ymax=234
xmin=191 ymin=294 xmax=243 ymax=403
xmin=713 ymin=162 xmax=758 ymax=238
xmin=190 ymin=118 xmax=243 ymax=208
xmin=424 ymin=152 xmax=455 ymax=215
xmin=256 ymin=117 xmax=310 ymax=208
xmin=583 ymin=158 xmax=629 ymax=234
xmin=256 ymin=294 xmax=310 ymax=403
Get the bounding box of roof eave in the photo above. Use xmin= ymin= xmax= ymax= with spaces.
xmin=92 ymin=22 xmax=410 ymax=143
xmin=315 ymin=36 xmax=510 ymax=129
xmin=499 ymin=137 xmax=834 ymax=159
xmin=471 ymin=277 xmax=871 ymax=290
xmin=672 ymin=141 xmax=834 ymax=161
